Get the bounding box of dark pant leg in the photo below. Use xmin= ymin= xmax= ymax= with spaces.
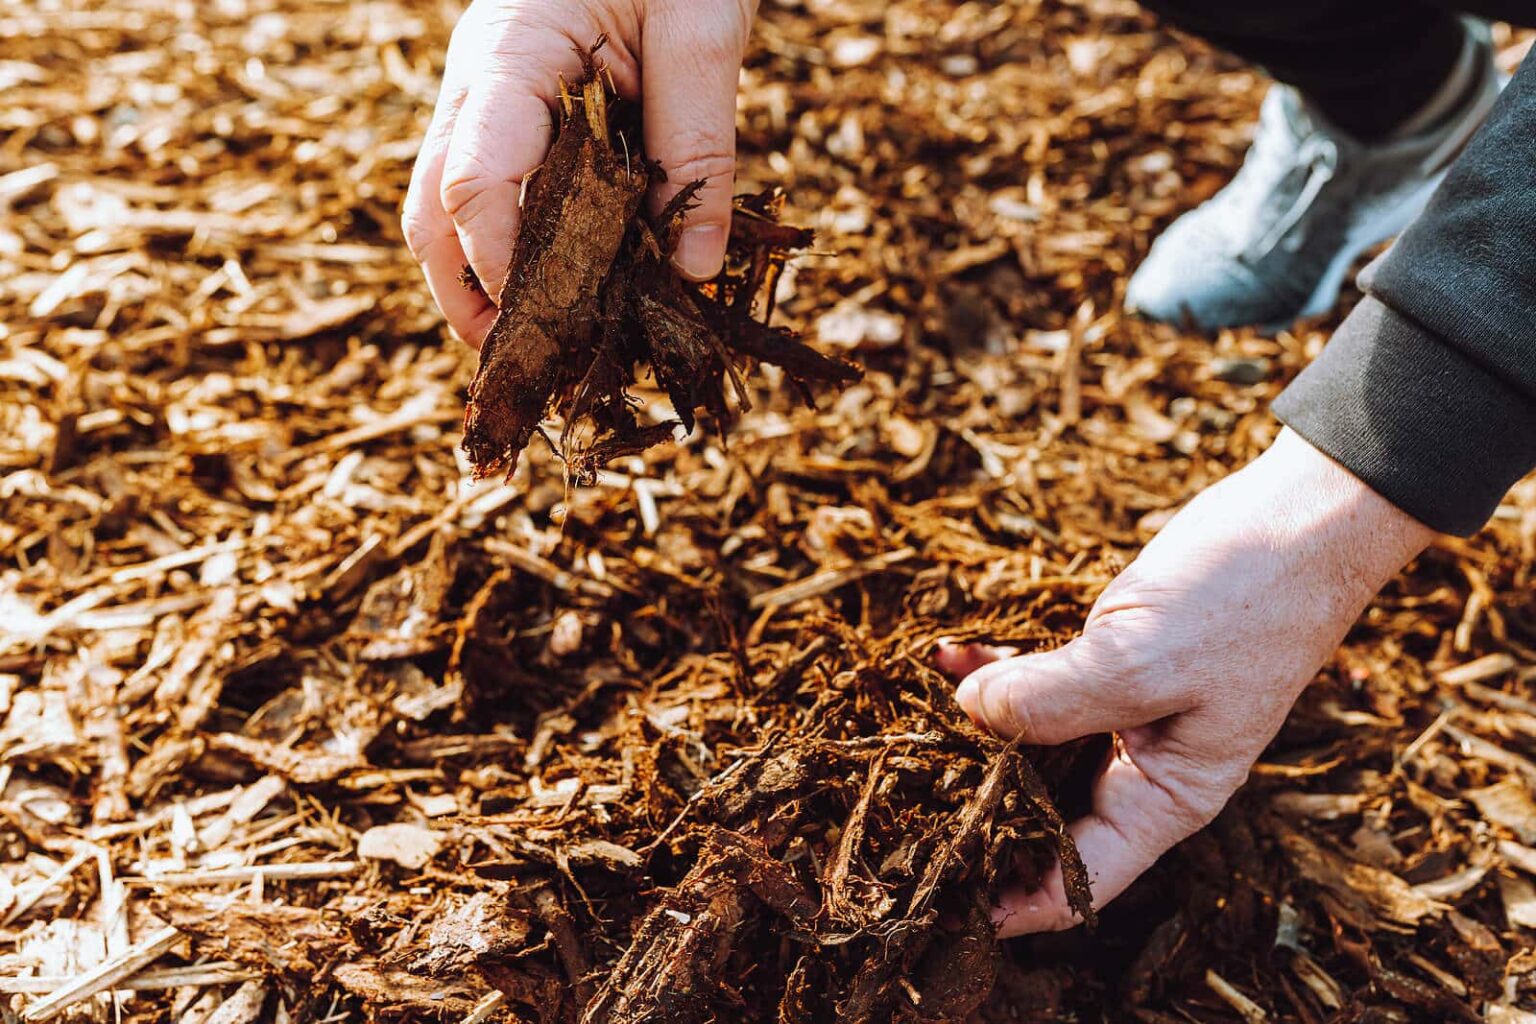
xmin=1449 ymin=1 xmax=1536 ymax=20
xmin=1139 ymin=1 xmax=1469 ymax=139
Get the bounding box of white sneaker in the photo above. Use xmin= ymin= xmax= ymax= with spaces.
xmin=1125 ymin=20 xmax=1501 ymax=332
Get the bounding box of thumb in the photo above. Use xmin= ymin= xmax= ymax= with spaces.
xmin=993 ymin=749 xmax=1213 ymax=935
xmin=641 ymin=4 xmax=750 ymax=281
xmin=953 ymin=634 xmax=1184 ymax=746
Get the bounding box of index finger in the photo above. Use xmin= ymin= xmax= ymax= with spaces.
xmin=402 ymin=34 xmax=496 ymax=347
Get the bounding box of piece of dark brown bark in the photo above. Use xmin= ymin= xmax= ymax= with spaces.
xmin=462 ymin=47 xmax=646 ymax=479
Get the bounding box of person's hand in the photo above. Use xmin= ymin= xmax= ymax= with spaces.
xmin=403 ymin=0 xmax=756 ymax=347
xmin=936 ymin=428 xmax=1436 ymax=936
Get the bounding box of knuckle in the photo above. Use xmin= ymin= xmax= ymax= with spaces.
xmin=481 ymin=49 xmax=545 ymax=88
xmin=1078 ymin=612 xmax=1175 ymax=709
xmin=1084 ymin=603 xmax=1150 ymax=655
xmin=440 ymin=155 xmax=495 ymax=220
xmin=664 ymin=9 xmax=746 ymax=57
xmin=983 ymin=669 xmax=1035 ymax=741
xmin=1155 ymin=760 xmax=1230 ymax=834
xmin=402 ymin=223 xmax=425 ymax=262
xmin=692 ymin=21 xmax=744 ymax=59
xmin=661 ymin=146 xmax=736 ymax=189
xmin=1005 ymin=691 xmax=1042 ymax=743
xmin=426 ymin=100 xmax=464 ymax=148
xmin=452 ymin=194 xmax=497 ymax=236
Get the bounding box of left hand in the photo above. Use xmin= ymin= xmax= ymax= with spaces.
xmin=936 ymin=428 xmax=1435 ymax=936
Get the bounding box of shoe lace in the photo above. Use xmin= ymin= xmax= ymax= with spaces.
xmin=1243 ymin=131 xmax=1340 ymax=263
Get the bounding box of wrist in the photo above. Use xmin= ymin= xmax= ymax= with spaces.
xmin=1126 ymin=427 xmax=1435 ymax=669
xmin=1252 ymin=427 xmax=1437 ymax=602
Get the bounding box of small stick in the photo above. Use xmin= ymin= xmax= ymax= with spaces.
xmin=1444 ymin=724 xmax=1536 ymax=784
xmin=749 ymin=547 xmax=917 ymax=610
xmin=1398 ymin=706 xmax=1456 ymax=766
xmin=817 ymin=732 xmax=945 ymax=750
xmin=275 ymin=405 xmax=459 ymax=467
xmin=481 ymin=538 xmax=616 ymax=598
xmin=1205 ymin=969 xmax=1269 ymax=1023
xmin=85 ymin=784 xmax=247 ymax=841
xmin=1 ymin=963 xmax=258 ymax=995
xmin=2 ymin=849 xmax=92 ymax=926
xmin=130 ymin=861 xmax=360 ymax=886
xmin=22 ymin=925 xmax=181 ymax=1023
xmin=460 ymin=992 xmax=507 ymax=1024
xmin=534 ymin=887 xmax=593 ymax=1009
xmin=104 ymin=538 xmax=246 ymax=586
xmin=1437 ymin=652 xmax=1517 ymax=686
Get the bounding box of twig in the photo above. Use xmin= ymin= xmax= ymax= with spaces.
xmin=749 ymin=548 xmax=917 ymax=610
xmin=2 ymin=848 xmax=91 ymax=926
xmin=131 ymin=861 xmax=361 ymax=886
xmin=1204 ymin=969 xmax=1268 ymax=1023
xmin=22 ymin=926 xmax=182 ymax=1023
xmin=104 ymin=538 xmax=246 ymax=586
xmin=1437 ymin=652 xmax=1518 ymax=686
xmin=1444 ymin=724 xmax=1536 ymax=785
xmin=85 ymin=782 xmax=249 ymax=841
xmin=1 ymin=963 xmax=258 ymax=994
xmin=482 ymin=537 xmax=616 ymax=598
xmin=460 ymin=991 xmax=507 ymax=1024
xmin=275 ymin=403 xmax=459 ymax=467
xmin=1398 ymin=707 xmax=1456 ymax=766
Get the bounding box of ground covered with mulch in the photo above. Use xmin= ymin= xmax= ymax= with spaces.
xmin=3 ymin=0 xmax=1536 ymax=1021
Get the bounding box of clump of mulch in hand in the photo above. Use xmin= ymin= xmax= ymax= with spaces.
xmin=462 ymin=40 xmax=860 ymax=485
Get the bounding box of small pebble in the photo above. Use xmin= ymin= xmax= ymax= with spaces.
xmin=1210 ymin=356 xmax=1270 ymax=385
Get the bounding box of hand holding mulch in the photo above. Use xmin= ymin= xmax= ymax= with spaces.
xmin=462 ymin=41 xmax=859 ymax=485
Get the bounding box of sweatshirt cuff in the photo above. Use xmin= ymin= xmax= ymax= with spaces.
xmin=1272 ymin=296 xmax=1536 ymax=536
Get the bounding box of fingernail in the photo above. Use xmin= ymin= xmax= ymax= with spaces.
xmin=673 ymin=224 xmax=725 ymax=281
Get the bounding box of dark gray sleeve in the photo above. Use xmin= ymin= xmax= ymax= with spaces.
xmin=1272 ymin=55 xmax=1536 ymax=536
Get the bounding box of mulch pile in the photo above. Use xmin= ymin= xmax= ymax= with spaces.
xmin=3 ymin=0 xmax=1535 ymax=1022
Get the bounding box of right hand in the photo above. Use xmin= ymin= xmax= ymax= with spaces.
xmin=403 ymin=0 xmax=756 ymax=348
xmin=936 ymin=429 xmax=1436 ymax=934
